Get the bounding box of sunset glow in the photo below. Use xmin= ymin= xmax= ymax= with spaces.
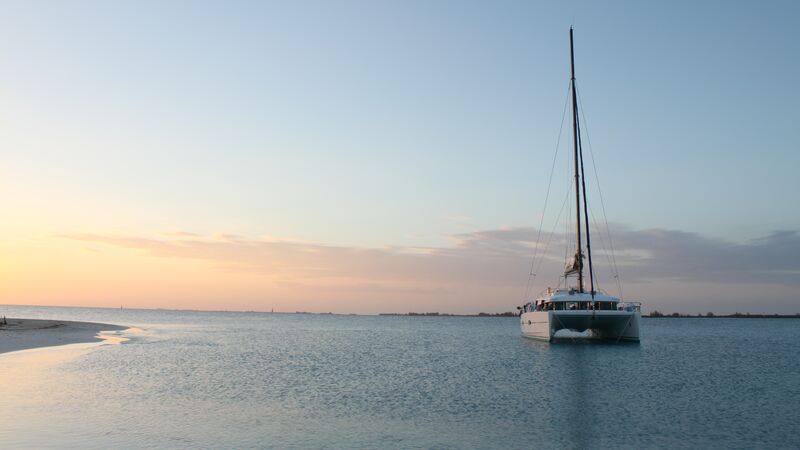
xmin=1 ymin=1 xmax=798 ymax=314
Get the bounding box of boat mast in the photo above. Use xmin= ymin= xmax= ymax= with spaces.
xmin=578 ymin=110 xmax=596 ymax=298
xmin=569 ymin=27 xmax=584 ymax=293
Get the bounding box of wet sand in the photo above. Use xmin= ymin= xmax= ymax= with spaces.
xmin=0 ymin=318 xmax=127 ymax=354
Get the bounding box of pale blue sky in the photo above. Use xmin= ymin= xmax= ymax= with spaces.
xmin=1 ymin=0 xmax=798 ymax=249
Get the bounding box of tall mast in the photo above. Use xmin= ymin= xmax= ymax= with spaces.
xmin=570 ymin=27 xmax=584 ymax=293
xmin=578 ymin=113 xmax=596 ymax=298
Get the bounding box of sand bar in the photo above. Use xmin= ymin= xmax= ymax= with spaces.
xmin=0 ymin=318 xmax=127 ymax=354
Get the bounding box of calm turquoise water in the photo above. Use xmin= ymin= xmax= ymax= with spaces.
xmin=1 ymin=305 xmax=798 ymax=449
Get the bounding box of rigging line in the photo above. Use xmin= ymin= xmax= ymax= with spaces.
xmin=532 ymin=178 xmax=574 ymax=290
xmin=563 ymin=209 xmax=570 ymax=290
xmin=576 ymin=103 xmax=595 ymax=297
xmin=575 ymin=84 xmax=620 ymax=276
xmin=563 ymin=149 xmax=573 ymax=289
xmin=575 ymin=83 xmax=624 ymax=296
xmin=564 ymin=197 xmax=571 ymax=269
xmin=522 ymin=81 xmax=572 ymax=302
xmin=564 ymin=143 xmax=573 ymax=269
xmin=587 ymin=203 xmax=618 ymax=294
xmin=528 ymin=82 xmax=572 ymax=273
xmin=534 ymin=181 xmax=572 ymax=288
xmin=588 ymin=203 xmax=624 ymax=298
xmin=587 ymin=204 xmax=613 ymax=293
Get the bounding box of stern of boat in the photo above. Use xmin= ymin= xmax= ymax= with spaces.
xmin=550 ymin=309 xmax=640 ymax=342
xmin=521 ymin=306 xmax=640 ymax=342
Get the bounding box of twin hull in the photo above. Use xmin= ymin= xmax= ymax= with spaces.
xmin=520 ymin=310 xmax=640 ymax=342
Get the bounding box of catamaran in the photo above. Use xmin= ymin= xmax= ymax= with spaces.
xmin=519 ymin=28 xmax=641 ymax=342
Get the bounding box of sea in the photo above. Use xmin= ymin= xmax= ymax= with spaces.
xmin=0 ymin=305 xmax=798 ymax=449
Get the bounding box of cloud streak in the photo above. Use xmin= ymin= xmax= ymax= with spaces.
xmin=59 ymin=226 xmax=800 ymax=289
xmin=48 ymin=226 xmax=800 ymax=313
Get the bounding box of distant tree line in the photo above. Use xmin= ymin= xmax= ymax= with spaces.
xmin=379 ymin=312 xmax=517 ymax=317
xmin=648 ymin=310 xmax=800 ymax=318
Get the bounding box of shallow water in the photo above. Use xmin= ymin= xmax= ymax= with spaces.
xmin=1 ymin=305 xmax=798 ymax=449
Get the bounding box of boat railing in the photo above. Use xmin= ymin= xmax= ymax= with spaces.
xmin=618 ymin=302 xmax=642 ymax=312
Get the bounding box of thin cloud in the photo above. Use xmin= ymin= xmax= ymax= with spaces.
xmin=57 ymin=227 xmax=800 ymax=289
xmin=53 ymin=227 xmax=800 ymax=313
xmin=611 ymin=228 xmax=800 ymax=284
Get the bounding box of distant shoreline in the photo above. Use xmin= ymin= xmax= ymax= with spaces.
xmin=378 ymin=312 xmax=517 ymax=317
xmin=2 ymin=304 xmax=797 ymax=319
xmin=378 ymin=312 xmax=800 ymax=319
xmin=646 ymin=314 xmax=800 ymax=319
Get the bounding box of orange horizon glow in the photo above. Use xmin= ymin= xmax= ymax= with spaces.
xmin=3 ymin=229 xmax=798 ymax=315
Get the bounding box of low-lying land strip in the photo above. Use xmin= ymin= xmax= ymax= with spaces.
xmin=0 ymin=319 xmax=127 ymax=354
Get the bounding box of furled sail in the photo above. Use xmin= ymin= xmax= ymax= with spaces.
xmin=564 ymin=252 xmax=584 ymax=275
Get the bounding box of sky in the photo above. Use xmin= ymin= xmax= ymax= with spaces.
xmin=1 ymin=0 xmax=798 ymax=314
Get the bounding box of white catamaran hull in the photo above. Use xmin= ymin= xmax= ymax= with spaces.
xmin=520 ymin=310 xmax=640 ymax=342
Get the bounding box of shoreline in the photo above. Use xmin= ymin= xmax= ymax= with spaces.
xmin=0 ymin=318 xmax=128 ymax=355
xmin=645 ymin=314 xmax=800 ymax=319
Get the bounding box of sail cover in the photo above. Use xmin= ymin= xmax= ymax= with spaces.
xmin=564 ymin=252 xmax=584 ymax=275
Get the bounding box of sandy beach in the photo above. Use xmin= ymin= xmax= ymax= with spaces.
xmin=0 ymin=318 xmax=127 ymax=354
